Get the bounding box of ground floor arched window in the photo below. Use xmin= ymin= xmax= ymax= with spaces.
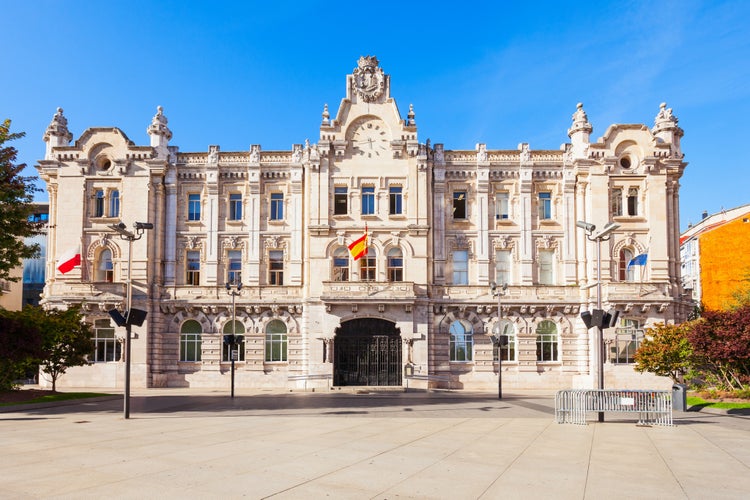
xmin=449 ymin=320 xmax=473 ymax=362
xmin=536 ymin=320 xmax=558 ymax=362
xmin=180 ymin=320 xmax=202 ymax=362
xmin=265 ymin=319 xmax=288 ymax=362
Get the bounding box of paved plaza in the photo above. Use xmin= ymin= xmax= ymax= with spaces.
xmin=2 ymin=388 xmax=750 ymax=499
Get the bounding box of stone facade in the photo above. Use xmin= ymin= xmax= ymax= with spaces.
xmin=37 ymin=57 xmax=688 ymax=391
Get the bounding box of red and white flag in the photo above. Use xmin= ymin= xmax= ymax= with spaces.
xmin=57 ymin=246 xmax=81 ymax=274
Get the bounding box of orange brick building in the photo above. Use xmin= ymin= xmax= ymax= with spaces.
xmin=680 ymin=205 xmax=750 ymax=310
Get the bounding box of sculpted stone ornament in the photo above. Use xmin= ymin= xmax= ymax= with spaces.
xmin=352 ymin=55 xmax=385 ymax=103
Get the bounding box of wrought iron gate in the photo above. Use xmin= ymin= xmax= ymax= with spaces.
xmin=333 ymin=318 xmax=402 ymax=386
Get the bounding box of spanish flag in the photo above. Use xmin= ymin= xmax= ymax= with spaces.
xmin=348 ymin=225 xmax=368 ymax=261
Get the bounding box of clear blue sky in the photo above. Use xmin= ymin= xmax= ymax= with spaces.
xmin=3 ymin=0 xmax=748 ymax=231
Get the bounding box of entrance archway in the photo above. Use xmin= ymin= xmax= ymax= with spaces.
xmin=333 ymin=318 xmax=402 ymax=386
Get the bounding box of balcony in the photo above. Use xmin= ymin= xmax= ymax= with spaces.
xmin=320 ymin=281 xmax=423 ymax=302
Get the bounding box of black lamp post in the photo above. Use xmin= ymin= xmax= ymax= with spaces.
xmin=225 ymin=282 xmax=243 ymax=398
xmin=577 ymin=220 xmax=620 ymax=422
xmin=108 ymin=221 xmax=153 ymax=419
xmin=490 ymin=281 xmax=508 ymax=399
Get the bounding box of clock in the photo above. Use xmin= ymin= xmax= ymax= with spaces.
xmin=348 ymin=117 xmax=390 ymax=158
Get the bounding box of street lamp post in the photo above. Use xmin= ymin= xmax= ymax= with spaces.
xmin=225 ymin=282 xmax=243 ymax=398
xmin=108 ymin=221 xmax=153 ymax=419
xmin=576 ymin=220 xmax=620 ymax=422
xmin=490 ymin=281 xmax=508 ymax=400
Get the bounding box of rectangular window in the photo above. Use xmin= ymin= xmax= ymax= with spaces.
xmin=611 ymin=188 xmax=622 ymax=217
xmin=92 ymin=319 xmax=120 ymax=362
xmin=265 ymin=332 xmax=288 ymax=362
xmin=495 ymin=192 xmax=509 ymax=220
xmin=360 ymin=253 xmax=376 ymax=281
xmin=270 ymin=192 xmax=284 ymax=220
xmin=538 ymin=250 xmax=554 ymax=285
xmin=94 ymin=190 xmax=105 ymax=217
xmin=227 ymin=250 xmax=242 ymax=285
xmin=453 ymin=250 xmax=468 ymax=285
xmin=186 ymin=251 xmax=200 ymax=285
xmin=538 ymin=192 xmax=552 ymax=220
xmin=361 ymin=186 xmax=375 ymax=215
xmin=180 ymin=333 xmax=202 ymax=362
xmin=269 ymin=250 xmax=284 ymax=285
xmin=334 ymin=186 xmax=348 ymax=215
xmin=495 ymin=250 xmax=510 ymax=286
xmin=109 ymin=190 xmax=120 ymax=218
xmin=453 ymin=191 xmax=467 ymax=219
xmin=389 ymin=186 xmax=403 ymax=215
xmin=333 ymin=249 xmax=349 ymax=281
xmin=627 ymin=188 xmax=638 ymax=216
xmin=188 ymin=194 xmax=201 ymax=221
xmin=229 ymin=193 xmax=242 ymax=220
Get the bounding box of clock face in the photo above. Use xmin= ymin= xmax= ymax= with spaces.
xmin=348 ymin=118 xmax=389 ymax=158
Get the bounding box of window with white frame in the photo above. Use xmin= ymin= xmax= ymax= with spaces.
xmin=627 ymin=188 xmax=638 ymax=216
xmin=495 ymin=250 xmax=511 ymax=286
xmin=270 ymin=192 xmax=284 ymax=220
xmin=387 ymin=247 xmax=403 ymax=282
xmin=361 ymin=186 xmax=375 ymax=215
xmin=186 ymin=251 xmax=200 ymax=285
xmin=492 ymin=319 xmax=516 ymax=362
xmin=449 ymin=320 xmax=473 ymax=362
xmin=453 ymin=250 xmax=468 ymax=285
xmin=265 ymin=319 xmax=288 ymax=362
xmin=612 ymin=318 xmax=643 ymax=364
xmin=538 ymin=192 xmax=552 ymax=220
xmin=180 ymin=320 xmax=202 ymax=362
xmin=188 ymin=193 xmax=201 ymax=221
xmin=333 ymin=247 xmax=350 ymax=281
xmin=109 ymin=190 xmax=120 ymax=218
xmin=92 ymin=319 xmax=120 ymax=362
xmin=389 ymin=186 xmax=403 ymax=215
xmin=538 ymin=249 xmax=554 ymax=285
xmin=334 ymin=186 xmax=348 ymax=215
xmin=495 ymin=192 xmax=509 ymax=220
xmin=96 ymin=248 xmax=114 ymax=282
xmin=536 ymin=320 xmax=558 ymax=361
xmin=360 ymin=247 xmax=376 ymax=281
xmin=269 ymin=250 xmax=284 ymax=285
xmin=453 ymin=191 xmax=467 ymax=219
xmin=227 ymin=250 xmax=242 ymax=285
xmin=229 ymin=193 xmax=242 ymax=220
xmin=222 ymin=320 xmax=245 ymax=362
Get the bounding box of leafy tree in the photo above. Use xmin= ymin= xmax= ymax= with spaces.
xmin=0 ymin=308 xmax=43 ymax=391
xmin=688 ymin=305 xmax=750 ymax=391
xmin=21 ymin=306 xmax=94 ymax=392
xmin=0 ymin=119 xmax=43 ymax=282
xmin=634 ymin=322 xmax=694 ymax=383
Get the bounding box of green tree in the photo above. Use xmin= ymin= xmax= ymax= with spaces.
xmin=634 ymin=322 xmax=695 ymax=383
xmin=0 ymin=119 xmax=43 ymax=282
xmin=21 ymin=306 xmax=94 ymax=392
xmin=0 ymin=308 xmax=43 ymax=391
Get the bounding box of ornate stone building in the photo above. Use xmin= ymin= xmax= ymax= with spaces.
xmin=37 ymin=57 xmax=689 ymax=391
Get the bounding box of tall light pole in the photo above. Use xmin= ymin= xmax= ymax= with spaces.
xmin=577 ymin=220 xmax=620 ymax=422
xmin=225 ymin=282 xmax=243 ymax=398
xmin=108 ymin=221 xmax=153 ymax=419
xmin=490 ymin=281 xmax=508 ymax=399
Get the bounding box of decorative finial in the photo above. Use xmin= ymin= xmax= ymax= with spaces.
xmin=148 ymin=105 xmax=172 ymax=140
xmin=322 ymin=104 xmax=330 ymax=126
xmin=407 ymin=104 xmax=416 ymax=126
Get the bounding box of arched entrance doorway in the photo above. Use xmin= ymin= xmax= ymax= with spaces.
xmin=333 ymin=318 xmax=402 ymax=386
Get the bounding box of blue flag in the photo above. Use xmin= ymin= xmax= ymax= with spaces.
xmin=627 ymin=253 xmax=648 ymax=270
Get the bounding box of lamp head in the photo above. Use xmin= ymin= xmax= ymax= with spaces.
xmin=576 ymin=220 xmax=596 ymax=232
xmin=134 ymin=222 xmax=154 ymax=230
xmin=490 ymin=281 xmax=497 ymax=292
xmin=595 ymin=222 xmax=621 ymax=239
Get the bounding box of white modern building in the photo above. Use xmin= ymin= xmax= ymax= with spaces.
xmin=37 ymin=56 xmax=689 ymax=391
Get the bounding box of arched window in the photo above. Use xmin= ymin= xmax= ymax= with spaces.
xmin=493 ymin=319 xmax=516 ymax=362
xmin=619 ymin=248 xmax=636 ymax=282
xmin=94 ymin=189 xmax=105 ymax=217
xmin=387 ymin=248 xmax=403 ymax=282
xmin=222 ymin=320 xmax=245 ymax=361
xmin=265 ymin=319 xmax=288 ymax=362
xmin=536 ymin=320 xmax=558 ymax=362
xmin=449 ymin=320 xmax=473 ymax=362
xmin=360 ymin=247 xmax=376 ymax=281
xmin=180 ymin=320 xmax=202 ymax=362
xmin=96 ymin=248 xmax=114 ymax=282
xmin=333 ymin=247 xmax=350 ymax=281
